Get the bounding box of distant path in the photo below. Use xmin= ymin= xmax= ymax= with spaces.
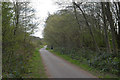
xmin=40 ymin=46 xmax=97 ymax=78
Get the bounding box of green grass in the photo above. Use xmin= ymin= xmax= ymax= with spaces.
xmin=39 ymin=45 xmax=44 ymax=48
xmin=49 ymin=49 xmax=118 ymax=78
xmin=24 ymin=48 xmax=47 ymax=78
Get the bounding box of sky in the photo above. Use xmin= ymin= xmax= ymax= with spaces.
xmin=30 ymin=0 xmax=60 ymax=38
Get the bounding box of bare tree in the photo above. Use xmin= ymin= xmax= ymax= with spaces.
xmin=14 ymin=2 xmax=19 ymax=35
xmin=101 ymin=2 xmax=111 ymax=53
xmin=73 ymin=3 xmax=84 ymax=48
xmin=73 ymin=2 xmax=100 ymax=52
xmin=104 ymin=2 xmax=118 ymax=54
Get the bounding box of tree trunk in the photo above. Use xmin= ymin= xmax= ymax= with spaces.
xmin=105 ymin=2 xmax=118 ymax=55
xmin=118 ymin=2 xmax=120 ymax=35
xmin=117 ymin=2 xmax=120 ymax=49
xmin=114 ymin=2 xmax=120 ymax=49
xmin=101 ymin=2 xmax=111 ymax=53
xmin=24 ymin=2 xmax=27 ymax=43
xmin=14 ymin=2 xmax=19 ymax=35
xmin=73 ymin=3 xmax=84 ymax=48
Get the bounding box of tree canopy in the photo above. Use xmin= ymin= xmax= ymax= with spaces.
xmin=44 ymin=2 xmax=120 ymax=76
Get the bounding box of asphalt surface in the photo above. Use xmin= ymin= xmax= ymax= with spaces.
xmin=40 ymin=46 xmax=96 ymax=78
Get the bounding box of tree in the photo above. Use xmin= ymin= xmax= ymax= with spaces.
xmin=2 ymin=1 xmax=39 ymax=78
xmin=101 ymin=2 xmax=111 ymax=53
xmin=104 ymin=2 xmax=118 ymax=55
xmin=73 ymin=2 xmax=100 ymax=52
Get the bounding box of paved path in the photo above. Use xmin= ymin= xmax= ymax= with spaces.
xmin=40 ymin=46 xmax=96 ymax=78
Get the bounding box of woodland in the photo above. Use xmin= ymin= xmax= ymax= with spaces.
xmin=2 ymin=2 xmax=42 ymax=77
xmin=1 ymin=1 xmax=120 ymax=78
xmin=44 ymin=2 xmax=120 ymax=77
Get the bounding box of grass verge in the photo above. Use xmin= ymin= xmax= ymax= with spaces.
xmin=48 ymin=49 xmax=118 ymax=78
xmin=24 ymin=48 xmax=47 ymax=78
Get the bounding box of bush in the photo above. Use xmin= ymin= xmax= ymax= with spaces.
xmin=53 ymin=47 xmax=119 ymax=75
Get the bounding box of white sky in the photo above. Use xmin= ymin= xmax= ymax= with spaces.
xmin=30 ymin=0 xmax=60 ymax=38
